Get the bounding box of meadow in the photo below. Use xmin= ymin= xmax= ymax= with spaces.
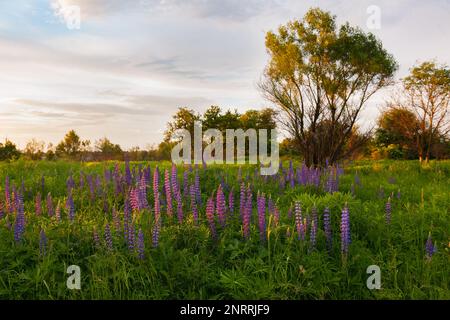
xmin=0 ymin=159 xmax=448 ymax=299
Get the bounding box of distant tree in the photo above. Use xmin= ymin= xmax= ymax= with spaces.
xmin=402 ymin=61 xmax=450 ymax=163
xmin=56 ymin=130 xmax=82 ymax=158
xmin=164 ymin=107 xmax=200 ymax=142
xmin=374 ymin=105 xmax=420 ymax=159
xmin=95 ymin=137 xmax=122 ymax=155
xmin=0 ymin=139 xmax=20 ymax=161
xmin=260 ymin=8 xmax=397 ymax=166
xmin=46 ymin=143 xmax=56 ymax=161
xmin=24 ymin=138 xmax=45 ymax=160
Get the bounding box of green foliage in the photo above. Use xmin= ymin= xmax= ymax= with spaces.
xmin=0 ymin=160 xmax=449 ymax=299
xmin=0 ymin=140 xmax=20 ymax=161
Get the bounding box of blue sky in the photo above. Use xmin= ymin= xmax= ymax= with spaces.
xmin=1 ymin=0 xmax=449 ymax=149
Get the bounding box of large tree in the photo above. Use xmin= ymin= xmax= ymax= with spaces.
xmin=260 ymin=8 xmax=397 ymax=166
xmin=402 ymin=61 xmax=450 ymax=163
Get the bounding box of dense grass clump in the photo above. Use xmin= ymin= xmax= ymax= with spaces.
xmin=0 ymin=159 xmax=448 ymax=299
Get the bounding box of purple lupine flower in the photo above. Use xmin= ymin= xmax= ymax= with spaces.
xmin=14 ymin=192 xmax=25 ymax=243
xmin=128 ymin=222 xmax=135 ymax=252
xmin=129 ymin=187 xmax=140 ymax=212
xmin=138 ymin=228 xmax=145 ymax=259
xmin=294 ymin=201 xmax=304 ymax=240
xmin=66 ymin=175 xmax=75 ymax=193
xmin=194 ymin=170 xmax=201 ymax=206
xmin=183 ymin=170 xmax=189 ymax=198
xmin=206 ymin=196 xmax=217 ymax=240
xmin=138 ymin=175 xmax=149 ymax=210
xmin=190 ymin=185 xmax=198 ymax=225
xmin=104 ymin=223 xmax=113 ymax=251
xmin=425 ymin=232 xmax=436 ymax=260
xmin=385 ymin=197 xmax=392 ymax=224
xmin=125 ymin=160 xmax=132 ymax=186
xmin=176 ymin=189 xmax=183 ymax=224
xmin=164 ymin=169 xmax=173 ymax=217
xmin=152 ymin=215 xmax=161 ymax=248
xmin=228 ymin=188 xmax=234 ymax=215
xmin=310 ymin=207 xmax=318 ymax=250
xmin=0 ymin=199 xmax=4 ymax=219
xmin=171 ymin=164 xmax=178 ymax=195
xmin=35 ymin=193 xmax=42 ymax=216
xmin=93 ymin=228 xmax=101 ymax=248
xmin=324 ymin=207 xmax=332 ymax=252
xmin=46 ymin=193 xmax=54 ymax=217
xmin=239 ymin=182 xmax=246 ymax=221
xmin=257 ymin=192 xmax=266 ymax=242
xmin=153 ymin=166 xmax=160 ymax=207
xmin=40 ymin=175 xmax=45 ymax=194
xmin=340 ymin=206 xmax=350 ymax=256
xmin=39 ymin=229 xmax=47 ymax=256
xmin=243 ymin=185 xmax=252 ymax=239
xmin=216 ymin=185 xmax=226 ymax=228
xmin=273 ymin=205 xmax=280 ymax=227
xmin=66 ymin=191 xmax=75 ymax=222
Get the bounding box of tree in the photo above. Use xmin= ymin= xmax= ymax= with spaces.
xmin=374 ymin=105 xmax=419 ymax=159
xmin=24 ymin=138 xmax=45 ymax=160
xmin=56 ymin=130 xmax=82 ymax=158
xmin=0 ymin=139 xmax=20 ymax=161
xmin=95 ymin=137 xmax=122 ymax=155
xmin=164 ymin=107 xmax=200 ymax=142
xmin=402 ymin=61 xmax=450 ymax=163
xmin=260 ymin=8 xmax=398 ymax=166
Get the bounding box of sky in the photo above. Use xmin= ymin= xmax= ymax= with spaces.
xmin=1 ymin=0 xmax=449 ymax=150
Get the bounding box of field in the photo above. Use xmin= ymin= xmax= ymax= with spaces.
xmin=0 ymin=159 xmax=449 ymax=299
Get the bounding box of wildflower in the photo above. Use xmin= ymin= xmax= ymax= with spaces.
xmin=294 ymin=201 xmax=304 ymax=240
xmin=340 ymin=206 xmax=350 ymax=256
xmin=39 ymin=229 xmax=47 ymax=256
xmin=426 ymin=232 xmax=437 ymax=260
xmin=46 ymin=193 xmax=54 ymax=217
xmin=310 ymin=206 xmax=318 ymax=250
xmin=190 ymin=184 xmax=198 ymax=224
xmin=14 ymin=192 xmax=25 ymax=243
xmin=216 ymin=185 xmax=226 ymax=228
xmin=239 ymin=182 xmax=246 ymax=221
xmin=385 ymin=197 xmax=392 ymax=224
xmin=228 ymin=188 xmax=234 ymax=215
xmin=257 ymin=192 xmax=266 ymax=242
xmin=55 ymin=202 xmax=61 ymax=222
xmin=194 ymin=170 xmax=201 ymax=205
xmin=35 ymin=193 xmax=42 ymax=216
xmin=66 ymin=191 xmax=75 ymax=221
xmin=125 ymin=160 xmax=132 ymax=186
xmin=93 ymin=227 xmax=101 ymax=248
xmin=206 ymin=196 xmax=217 ymax=240
xmin=152 ymin=215 xmax=161 ymax=248
xmin=324 ymin=207 xmax=332 ymax=252
xmin=171 ymin=164 xmax=178 ymax=195
xmin=105 ymin=223 xmax=113 ymax=251
xmin=176 ymin=189 xmax=183 ymax=224
xmin=164 ymin=169 xmax=173 ymax=217
xmin=243 ymin=185 xmax=252 ymax=239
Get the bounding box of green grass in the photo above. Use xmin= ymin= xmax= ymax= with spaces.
xmin=0 ymin=159 xmax=449 ymax=299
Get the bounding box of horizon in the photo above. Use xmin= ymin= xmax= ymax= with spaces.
xmin=1 ymin=0 xmax=450 ymax=149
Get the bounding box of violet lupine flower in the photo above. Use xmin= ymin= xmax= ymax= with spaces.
xmin=294 ymin=201 xmax=304 ymax=241
xmin=171 ymin=164 xmax=178 ymax=195
xmin=310 ymin=207 xmax=318 ymax=250
xmin=93 ymin=228 xmax=101 ymax=248
xmin=323 ymin=207 xmax=332 ymax=252
xmin=239 ymin=182 xmax=246 ymax=221
xmin=190 ymin=185 xmax=198 ymax=225
xmin=125 ymin=161 xmax=132 ymax=186
xmin=425 ymin=232 xmax=436 ymax=260
xmin=152 ymin=215 xmax=161 ymax=248
xmin=243 ymin=186 xmax=252 ymax=240
xmin=104 ymin=223 xmax=113 ymax=251
xmin=228 ymin=188 xmax=234 ymax=216
xmin=216 ymin=185 xmax=226 ymax=228
xmin=194 ymin=170 xmax=201 ymax=205
xmin=153 ymin=166 xmax=160 ymax=207
xmin=39 ymin=229 xmax=47 ymax=256
xmin=385 ymin=197 xmax=392 ymax=224
xmin=206 ymin=196 xmax=217 ymax=240
xmin=257 ymin=192 xmax=266 ymax=242
xmin=340 ymin=206 xmax=350 ymax=256
xmin=138 ymin=228 xmax=145 ymax=259
xmin=138 ymin=175 xmax=149 ymax=210
xmin=66 ymin=175 xmax=75 ymax=192
xmin=128 ymin=222 xmax=135 ymax=252
xmin=129 ymin=187 xmax=140 ymax=212
xmin=176 ymin=189 xmax=183 ymax=224
xmin=46 ymin=193 xmax=54 ymax=217
xmin=14 ymin=192 xmax=25 ymax=243
xmin=0 ymin=200 xmax=4 ymax=219
xmin=66 ymin=191 xmax=75 ymax=222
xmin=164 ymin=169 xmax=173 ymax=217
xmin=35 ymin=193 xmax=42 ymax=216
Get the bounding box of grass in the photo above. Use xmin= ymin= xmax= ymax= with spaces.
xmin=0 ymin=159 xmax=449 ymax=299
